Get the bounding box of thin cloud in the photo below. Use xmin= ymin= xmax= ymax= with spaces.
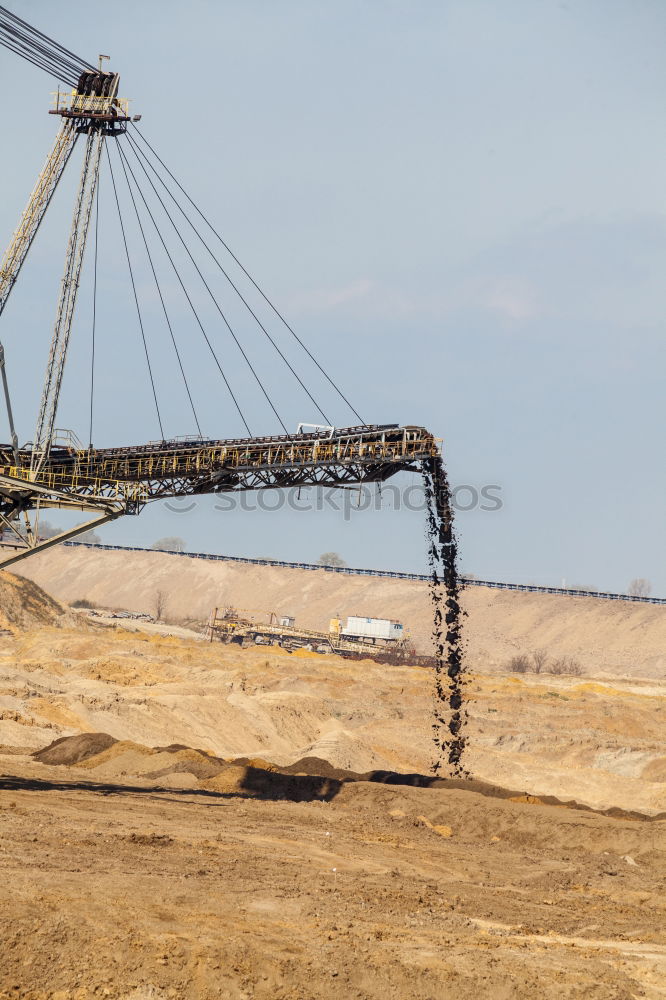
xmin=483 ymin=277 xmax=539 ymax=321
xmin=289 ymin=278 xmax=374 ymax=312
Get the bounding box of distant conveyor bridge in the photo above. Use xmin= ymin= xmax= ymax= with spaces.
xmin=59 ymin=541 xmax=665 ymax=605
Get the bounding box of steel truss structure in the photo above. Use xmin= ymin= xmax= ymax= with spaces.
xmin=0 ymin=425 xmax=440 ymax=568
xmin=32 ymin=126 xmax=105 ymax=470
xmin=0 ymin=64 xmax=140 ymax=567
xmin=0 ymin=45 xmax=443 ymax=573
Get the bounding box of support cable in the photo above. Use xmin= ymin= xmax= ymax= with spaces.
xmin=114 ymin=141 xmax=202 ymax=437
xmin=130 ymin=125 xmax=366 ymax=426
xmin=0 ymin=5 xmax=94 ymax=71
xmin=118 ymin=140 xmax=285 ymax=433
xmin=0 ymin=26 xmax=84 ymax=83
xmin=0 ymin=5 xmax=93 ymax=83
xmin=0 ymin=35 xmax=78 ymax=85
xmin=88 ymin=181 xmax=99 ymax=448
xmin=105 ymin=145 xmax=164 ymax=440
xmin=110 ymin=142 xmax=251 ymax=436
xmin=125 ymin=130 xmax=334 ymax=427
xmin=0 ymin=27 xmax=81 ymax=80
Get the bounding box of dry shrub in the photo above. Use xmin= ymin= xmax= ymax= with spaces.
xmin=550 ymin=655 xmax=583 ymax=676
xmin=628 ymin=578 xmax=651 ymax=597
xmin=154 ymin=590 xmax=167 ymax=620
xmin=71 ymin=598 xmax=93 ymax=609
xmin=506 ymin=649 xmax=582 ymax=676
xmin=532 ymin=649 xmax=548 ymax=674
xmin=508 ymin=653 xmax=531 ymax=674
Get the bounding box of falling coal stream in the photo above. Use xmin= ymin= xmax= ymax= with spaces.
xmin=423 ymin=454 xmax=468 ymax=776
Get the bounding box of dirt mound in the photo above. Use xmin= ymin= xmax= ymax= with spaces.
xmin=30 ymin=733 xmax=664 ymax=821
xmin=145 ymin=747 xmax=226 ymax=781
xmin=3 ymin=742 xmax=665 ymax=1000
xmin=0 ymin=572 xmax=78 ymax=632
xmin=3 ymin=620 xmax=664 ymax=813
xmin=32 ymin=733 xmax=225 ymax=783
xmin=33 ymin=732 xmax=117 ymax=765
xmin=228 ymin=756 xmax=280 ymax=771
xmin=282 ymin=755 xmax=359 ymax=780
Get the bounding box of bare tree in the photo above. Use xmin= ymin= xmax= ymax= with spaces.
xmin=317 ymin=552 xmax=347 ymax=568
xmin=154 ymin=590 xmax=167 ymax=620
xmin=550 ymin=655 xmax=582 ymax=676
xmin=628 ymin=578 xmax=652 ymax=598
xmin=37 ymin=520 xmax=59 ymax=540
xmin=76 ymin=525 xmax=101 ymax=544
xmin=34 ymin=521 xmax=99 ymax=544
xmin=152 ymin=536 xmax=186 ymax=553
xmin=507 ymin=653 xmax=530 ymax=674
xmin=532 ymin=649 xmax=548 ymax=674
xmin=70 ymin=597 xmax=94 ymax=609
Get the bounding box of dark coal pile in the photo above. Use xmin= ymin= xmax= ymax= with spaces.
xmin=423 ymin=454 xmax=468 ymax=776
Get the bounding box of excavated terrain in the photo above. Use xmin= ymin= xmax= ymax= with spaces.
xmin=0 ymin=572 xmax=664 ymax=998
xmin=17 ymin=545 xmax=666 ymax=676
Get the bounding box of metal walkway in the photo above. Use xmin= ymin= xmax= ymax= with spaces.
xmin=0 ymin=425 xmax=439 ymax=569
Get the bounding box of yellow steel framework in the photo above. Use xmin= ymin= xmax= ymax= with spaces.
xmin=0 ymin=425 xmax=440 ymax=569
xmin=51 ymin=88 xmax=130 ymax=120
xmin=0 ymin=120 xmax=78 ymax=318
xmin=32 ymin=125 xmax=105 ymax=470
xmin=0 ymin=63 xmax=136 ymax=566
xmin=1 ymin=424 xmax=439 ymax=498
xmin=0 ymin=118 xmax=80 ymax=467
xmin=0 ymin=53 xmax=443 ymax=575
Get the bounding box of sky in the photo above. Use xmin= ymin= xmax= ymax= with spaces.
xmin=0 ymin=0 xmax=664 ymax=593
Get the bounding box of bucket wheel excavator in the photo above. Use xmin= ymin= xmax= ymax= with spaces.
xmin=0 ymin=6 xmax=441 ymax=571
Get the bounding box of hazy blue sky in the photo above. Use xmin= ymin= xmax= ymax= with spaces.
xmin=0 ymin=1 xmax=664 ymax=593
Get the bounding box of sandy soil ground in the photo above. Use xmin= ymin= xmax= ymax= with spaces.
xmin=0 ymin=595 xmax=664 ymax=814
xmin=1 ymin=745 xmax=665 ymax=1000
xmin=17 ymin=546 xmax=666 ymax=675
xmin=1 ymin=573 xmax=664 ymax=997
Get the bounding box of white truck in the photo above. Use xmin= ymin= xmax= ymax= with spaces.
xmin=337 ymin=615 xmax=405 ymax=644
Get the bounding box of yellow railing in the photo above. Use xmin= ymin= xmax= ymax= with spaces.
xmin=68 ymin=431 xmax=441 ymax=482
xmin=52 ymin=90 xmax=130 ymax=117
xmin=2 ymin=465 xmax=146 ymax=503
xmin=1 ymin=429 xmax=440 ymax=498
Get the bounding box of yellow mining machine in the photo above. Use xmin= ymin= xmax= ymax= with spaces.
xmin=205 ymin=607 xmax=409 ymax=657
